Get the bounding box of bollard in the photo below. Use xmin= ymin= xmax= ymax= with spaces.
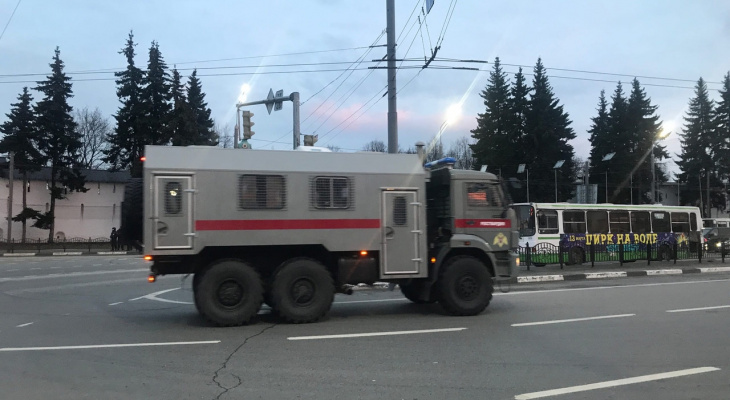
xmin=673 ymin=242 xmax=678 ymax=265
xmin=698 ymin=242 xmax=702 ymax=264
xmin=559 ymin=243 xmax=564 ymax=270
xmin=526 ymin=244 xmax=531 ymax=271
xmin=590 ymin=243 xmax=595 ymax=268
xmin=619 ymin=243 xmax=624 ymax=266
xmin=722 ymin=242 xmax=726 ymax=263
xmin=647 ymin=243 xmax=652 ymax=266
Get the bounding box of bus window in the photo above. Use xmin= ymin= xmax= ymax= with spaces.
xmin=631 ymin=211 xmax=651 ymax=233
xmin=652 ymin=211 xmax=671 ymax=233
xmin=537 ymin=210 xmax=559 ymax=234
xmin=671 ymin=212 xmax=690 ymax=233
xmin=563 ymin=210 xmax=586 ymax=234
xmin=691 ymin=213 xmax=698 ymax=231
xmin=587 ymin=210 xmax=609 ymax=234
xmin=609 ymin=211 xmax=630 ymax=233
xmin=514 ymin=205 xmax=535 ymax=237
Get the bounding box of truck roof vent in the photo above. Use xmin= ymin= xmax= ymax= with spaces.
xmin=424 ymin=157 xmax=456 ymax=170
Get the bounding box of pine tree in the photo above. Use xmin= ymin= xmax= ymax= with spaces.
xmin=716 ymin=73 xmax=730 ymax=187
xmin=626 ymin=78 xmax=666 ymax=204
xmin=105 ymin=31 xmax=146 ymax=177
xmin=0 ymin=87 xmax=43 ymax=242
xmin=588 ymin=90 xmax=614 ymax=202
xmin=677 ymin=77 xmax=719 ymax=213
xmin=141 ymin=40 xmax=172 ymax=146
xmin=33 ymin=47 xmax=86 ymax=242
xmin=603 ymin=82 xmax=634 ymax=203
xmin=169 ymin=68 xmax=196 ymax=146
xmin=523 ymin=58 xmax=576 ymax=202
xmin=508 ymin=67 xmax=531 ymax=155
xmin=186 ymin=70 xmax=218 ymax=146
xmin=470 ymin=57 xmax=513 ymax=177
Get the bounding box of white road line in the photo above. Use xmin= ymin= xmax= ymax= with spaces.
xmin=16 ymin=322 xmax=34 ymax=328
xmin=108 ymin=302 xmax=124 ymax=306
xmin=667 ymin=305 xmax=730 ymax=313
xmin=288 ymin=327 xmax=467 ymax=341
xmin=495 ymin=278 xmax=730 ymax=296
xmin=0 ymin=340 xmax=221 ymax=352
xmin=585 ymin=271 xmax=627 ymax=279
xmin=129 ymin=288 xmax=193 ymax=305
xmin=646 ymin=269 xmax=682 ymax=275
xmin=514 ymin=367 xmax=720 ymax=399
xmin=6 ymin=278 xmax=141 ymax=294
xmin=7 ymin=269 xmax=19 ymax=272
xmin=0 ymin=269 xmax=146 ymax=283
xmin=336 ymin=298 xmax=409 ymax=304
xmin=511 ymin=314 xmax=635 ymax=327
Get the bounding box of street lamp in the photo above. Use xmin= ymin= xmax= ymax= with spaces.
xmin=553 ymin=160 xmax=565 ymax=202
xmin=602 ymin=152 xmax=616 ymax=203
xmin=651 ymin=130 xmax=672 ymax=203
xmin=518 ymin=164 xmax=529 ymax=202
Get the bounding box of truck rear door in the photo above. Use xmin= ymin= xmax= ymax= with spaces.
xmin=152 ymin=175 xmax=195 ymax=250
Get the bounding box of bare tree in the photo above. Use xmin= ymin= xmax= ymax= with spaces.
xmin=215 ymin=122 xmax=234 ymax=148
xmin=326 ymin=145 xmax=342 ymax=152
xmin=446 ymin=136 xmax=475 ymax=170
xmin=75 ymin=107 xmax=111 ymax=169
xmin=362 ymin=140 xmax=387 ymax=153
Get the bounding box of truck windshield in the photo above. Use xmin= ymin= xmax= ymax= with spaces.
xmin=513 ymin=205 xmax=536 ymax=237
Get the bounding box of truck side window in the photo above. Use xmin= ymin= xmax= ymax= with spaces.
xmin=239 ymin=174 xmax=286 ymax=209
xmin=165 ymin=181 xmax=182 ymax=215
xmin=466 ymin=183 xmax=490 ymax=207
xmin=313 ymin=177 xmax=351 ymax=209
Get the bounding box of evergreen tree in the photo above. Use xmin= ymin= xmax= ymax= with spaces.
xmin=186 ymin=70 xmax=218 ymax=146
xmin=0 ymin=87 xmax=43 ymax=242
xmin=626 ymin=78 xmax=666 ymax=204
xmin=677 ymin=77 xmax=719 ymax=213
xmin=716 ymin=73 xmax=730 ymax=190
xmin=522 ymin=58 xmax=576 ymax=202
xmin=588 ymin=90 xmax=615 ymax=203
xmin=169 ymin=68 xmax=196 ymax=146
xmin=105 ymin=31 xmax=146 ymax=177
xmin=470 ymin=57 xmax=513 ymax=176
xmin=33 ymin=47 xmax=86 ymax=242
xmin=141 ymin=40 xmax=172 ymax=146
xmin=603 ymin=82 xmax=635 ymax=203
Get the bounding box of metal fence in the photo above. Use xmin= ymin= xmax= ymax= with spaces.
xmin=520 ymin=241 xmax=728 ymax=270
xmin=0 ymin=237 xmax=111 ymax=253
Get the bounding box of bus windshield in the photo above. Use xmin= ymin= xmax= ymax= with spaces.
xmin=513 ymin=205 xmax=535 ymax=237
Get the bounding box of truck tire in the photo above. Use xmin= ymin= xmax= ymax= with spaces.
xmin=194 ymin=260 xmax=263 ymax=326
xmin=271 ymin=258 xmax=334 ymax=324
xmin=120 ymin=178 xmax=143 ymax=249
xmin=400 ymin=282 xmax=437 ymax=304
xmin=437 ymin=255 xmax=493 ymax=316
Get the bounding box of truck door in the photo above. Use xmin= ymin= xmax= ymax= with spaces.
xmin=152 ymin=175 xmax=194 ymax=250
xmin=381 ymin=190 xmax=422 ymax=275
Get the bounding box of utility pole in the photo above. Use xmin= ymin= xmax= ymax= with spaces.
xmin=386 ymin=0 xmax=398 ymax=153
xmin=6 ymin=152 xmax=14 ymax=242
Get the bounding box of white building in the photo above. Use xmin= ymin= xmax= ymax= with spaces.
xmin=1 ymin=159 xmax=130 ymax=241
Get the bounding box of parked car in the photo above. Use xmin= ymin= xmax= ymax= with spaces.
xmin=703 ymin=227 xmax=730 ymax=252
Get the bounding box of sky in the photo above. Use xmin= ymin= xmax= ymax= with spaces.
xmin=1 ymin=0 xmax=730 ymax=178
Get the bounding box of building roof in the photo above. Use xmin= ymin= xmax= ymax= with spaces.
xmin=0 ymin=158 xmax=131 ymax=183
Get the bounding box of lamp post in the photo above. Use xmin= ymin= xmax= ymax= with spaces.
xmin=651 ymin=130 xmax=671 ymax=203
xmin=553 ymin=160 xmax=565 ymax=202
xmin=601 ymin=152 xmax=615 ymax=203
xmin=518 ymin=164 xmax=529 ymax=202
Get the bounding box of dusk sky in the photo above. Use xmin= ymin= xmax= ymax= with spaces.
xmin=2 ymin=0 xmax=730 ymax=177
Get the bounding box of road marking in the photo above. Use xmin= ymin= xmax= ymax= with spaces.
xmin=129 ymin=288 xmax=193 ymax=305
xmin=646 ymin=269 xmax=682 ymax=275
xmin=585 ymin=271 xmax=627 ymax=279
xmin=288 ymin=327 xmax=467 ymax=341
xmin=0 ymin=340 xmax=221 ymax=352
xmin=16 ymin=322 xmax=34 ymax=328
xmin=6 ymin=278 xmax=141 ymax=294
xmin=7 ymin=269 xmax=19 ymax=272
xmin=108 ymin=302 xmax=124 ymax=306
xmin=512 ymin=314 xmax=635 ymax=327
xmin=0 ymin=269 xmax=146 ymax=283
xmin=667 ymin=305 xmax=730 ymax=313
xmin=514 ymin=367 xmax=720 ymax=399
xmin=496 ymin=278 xmax=730 ymax=296
xmin=336 ymin=298 xmax=409 ymax=304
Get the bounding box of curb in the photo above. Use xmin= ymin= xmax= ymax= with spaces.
xmin=516 ymin=266 xmax=730 ymax=283
xmin=52 ymin=252 xmax=84 ymax=256
xmin=2 ymin=252 xmax=37 ymax=257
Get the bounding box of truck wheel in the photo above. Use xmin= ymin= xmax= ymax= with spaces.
xmin=437 ymin=255 xmax=493 ymax=316
xmin=569 ymin=247 xmax=584 ymax=266
xmin=271 ymin=258 xmax=334 ymax=324
xmin=400 ymin=282 xmax=437 ymax=304
xmin=194 ymin=260 xmax=263 ymax=326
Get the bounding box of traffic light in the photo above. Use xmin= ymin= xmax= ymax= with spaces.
xmin=242 ymin=111 xmax=255 ymax=139
xmin=303 ymin=134 xmax=318 ymax=146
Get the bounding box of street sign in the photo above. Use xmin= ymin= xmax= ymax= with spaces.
xmin=266 ymin=89 xmax=275 ymax=114
xmin=274 ymin=89 xmax=284 ymax=111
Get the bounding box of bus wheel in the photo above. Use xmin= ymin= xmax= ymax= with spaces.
xmin=272 ymin=258 xmax=334 ymax=324
xmin=194 ymin=260 xmax=263 ymax=326
xmin=569 ymin=247 xmax=584 ymax=265
xmin=437 ymin=255 xmax=493 ymax=316
xmin=400 ymin=282 xmax=437 ymax=304
xmin=658 ymin=245 xmax=672 ymax=261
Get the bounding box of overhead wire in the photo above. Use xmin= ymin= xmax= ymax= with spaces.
xmin=0 ymin=0 xmax=21 ymax=43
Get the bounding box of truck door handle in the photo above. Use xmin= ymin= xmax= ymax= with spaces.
xmin=385 ymin=226 xmax=395 ymax=239
xmin=157 ymin=222 xmax=169 ymax=235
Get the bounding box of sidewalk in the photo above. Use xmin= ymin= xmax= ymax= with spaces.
xmin=516 ymin=257 xmax=730 ymax=283
xmin=1 ymin=247 xmax=141 ymax=257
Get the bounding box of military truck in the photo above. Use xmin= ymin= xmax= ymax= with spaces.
xmin=122 ymin=143 xmax=518 ymax=326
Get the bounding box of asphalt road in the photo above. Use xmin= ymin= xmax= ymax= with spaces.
xmin=1 ymin=255 xmax=728 ymax=400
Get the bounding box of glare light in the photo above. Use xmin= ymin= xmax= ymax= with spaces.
xmin=147 ymin=275 xmax=156 ymax=283
xmin=516 ymin=257 xmax=520 ymax=267
xmin=430 ymin=257 xmax=436 ymax=264
xmin=140 ymin=156 xmax=146 ymax=162
xmin=444 ymin=103 xmax=462 ymax=126
xmin=238 ymin=83 xmax=251 ymax=103
xmin=144 ymin=255 xmax=153 ymax=261
xmin=360 ymin=250 xmax=368 ymax=256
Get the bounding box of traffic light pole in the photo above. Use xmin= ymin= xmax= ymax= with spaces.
xmin=235 ymin=92 xmax=300 ymax=149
